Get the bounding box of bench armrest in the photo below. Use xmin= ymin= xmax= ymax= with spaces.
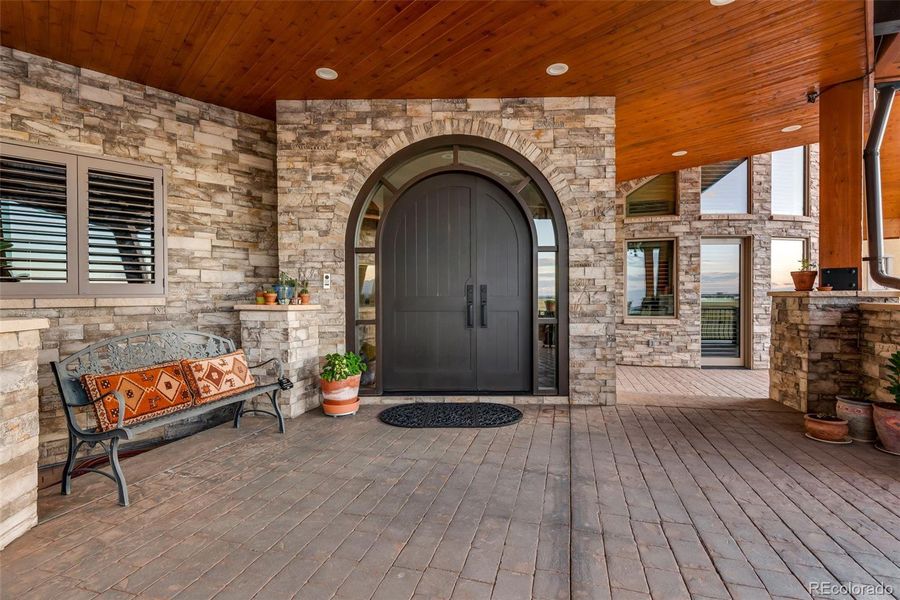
xmin=96 ymin=390 xmax=127 ymax=430
xmin=250 ymin=357 xmax=284 ymax=379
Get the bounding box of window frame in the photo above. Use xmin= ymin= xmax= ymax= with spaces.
xmin=624 ymin=237 xmax=679 ymax=320
xmin=770 ymin=237 xmax=809 ymax=291
xmin=770 ymin=146 xmax=809 ymax=217
xmin=625 ymin=172 xmax=680 ymax=218
xmin=1 ymin=141 xmax=166 ymax=298
xmin=700 ymin=157 xmax=751 ymax=215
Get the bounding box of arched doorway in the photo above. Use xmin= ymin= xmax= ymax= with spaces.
xmin=345 ymin=136 xmax=568 ymax=396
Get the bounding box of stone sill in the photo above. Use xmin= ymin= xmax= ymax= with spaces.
xmin=0 ymin=318 xmax=50 ymax=333
xmin=234 ymin=304 xmax=322 ymax=311
xmin=699 ymin=213 xmax=754 ymax=220
xmin=622 ymin=317 xmax=681 ymax=326
xmin=0 ymin=297 xmax=166 ymax=309
xmin=859 ymin=302 xmax=900 ymax=312
xmin=768 ymin=290 xmax=900 ymax=298
xmin=769 ymin=214 xmax=814 ymax=223
xmin=623 ymin=215 xmax=680 ymax=224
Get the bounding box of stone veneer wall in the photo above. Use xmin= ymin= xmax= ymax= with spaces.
xmin=0 ymin=48 xmax=278 ymax=467
xmin=0 ymin=319 xmax=48 ymax=549
xmin=859 ymin=304 xmax=900 ymax=403
xmin=769 ymin=292 xmax=900 ymax=412
xmin=615 ymin=148 xmax=819 ymax=368
xmin=277 ymin=97 xmax=617 ymax=404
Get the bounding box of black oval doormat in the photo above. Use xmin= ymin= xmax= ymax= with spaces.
xmin=378 ymin=402 xmax=523 ymax=429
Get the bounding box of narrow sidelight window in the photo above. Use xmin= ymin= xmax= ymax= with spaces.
xmin=626 ymin=239 xmax=677 ymax=317
xmin=771 ymin=146 xmax=806 ymax=215
xmin=1 ymin=142 xmax=165 ymax=297
xmin=625 ymin=172 xmax=677 ymax=217
xmin=701 ymin=158 xmax=749 ymax=213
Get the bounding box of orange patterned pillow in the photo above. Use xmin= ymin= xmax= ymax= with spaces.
xmin=181 ymin=350 xmax=256 ymax=405
xmin=81 ymin=361 xmax=194 ymax=432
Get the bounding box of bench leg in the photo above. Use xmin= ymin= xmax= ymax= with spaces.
xmin=108 ymin=437 xmax=129 ymax=507
xmin=270 ymin=390 xmax=285 ymax=433
xmin=233 ymin=400 xmax=245 ymax=429
xmin=61 ymin=432 xmax=77 ymax=496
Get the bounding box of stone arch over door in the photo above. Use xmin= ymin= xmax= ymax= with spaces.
xmin=276 ymin=98 xmax=617 ymax=404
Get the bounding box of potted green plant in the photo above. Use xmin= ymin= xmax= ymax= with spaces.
xmin=835 ymin=389 xmax=875 ymax=443
xmin=273 ymin=272 xmax=296 ymax=305
xmin=299 ymin=276 xmax=311 ymax=304
xmin=790 ymin=259 xmax=818 ymax=292
xmin=263 ymin=288 xmax=277 ymax=305
xmin=320 ymin=352 xmax=367 ymax=417
xmin=804 ymin=413 xmax=849 ymax=443
xmin=873 ymin=350 xmax=900 ymax=455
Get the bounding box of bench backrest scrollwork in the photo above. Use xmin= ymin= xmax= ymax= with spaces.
xmin=54 ymin=330 xmax=236 ymax=407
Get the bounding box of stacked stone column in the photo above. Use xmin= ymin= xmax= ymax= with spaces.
xmin=236 ymin=305 xmax=321 ymax=417
xmin=0 ymin=318 xmax=49 ymax=549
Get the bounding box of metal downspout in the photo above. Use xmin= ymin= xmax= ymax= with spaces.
xmin=864 ymin=81 xmax=900 ymax=290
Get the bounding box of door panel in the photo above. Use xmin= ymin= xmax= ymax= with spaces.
xmin=383 ymin=178 xmax=476 ymax=390
xmin=382 ymin=173 xmax=531 ymax=392
xmin=700 ymin=238 xmax=746 ymax=367
xmin=475 ymin=179 xmax=532 ymax=391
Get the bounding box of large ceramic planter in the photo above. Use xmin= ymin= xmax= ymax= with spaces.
xmin=804 ymin=414 xmax=849 ymax=443
xmin=873 ymin=403 xmax=900 ymax=455
xmin=835 ymin=396 xmax=876 ymax=443
xmin=790 ymin=271 xmax=818 ymax=291
xmin=273 ymin=284 xmax=294 ymax=305
xmin=321 ymin=374 xmax=361 ymax=417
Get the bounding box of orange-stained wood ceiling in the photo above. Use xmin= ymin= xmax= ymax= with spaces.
xmin=0 ymin=0 xmax=870 ymax=182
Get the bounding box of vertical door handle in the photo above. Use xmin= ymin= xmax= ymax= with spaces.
xmin=466 ymin=284 xmax=474 ymax=328
xmin=480 ymin=285 xmax=488 ymax=328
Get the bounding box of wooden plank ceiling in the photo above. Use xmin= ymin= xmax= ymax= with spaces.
xmin=0 ymin=0 xmax=869 ymax=183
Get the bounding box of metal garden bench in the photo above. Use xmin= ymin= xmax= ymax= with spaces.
xmin=51 ymin=330 xmax=292 ymax=506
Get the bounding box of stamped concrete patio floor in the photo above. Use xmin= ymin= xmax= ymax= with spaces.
xmin=2 ymin=405 xmax=899 ymax=600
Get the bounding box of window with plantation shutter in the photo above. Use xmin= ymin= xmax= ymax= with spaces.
xmin=0 ymin=142 xmax=164 ymax=298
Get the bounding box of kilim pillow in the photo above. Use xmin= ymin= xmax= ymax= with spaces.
xmin=81 ymin=361 xmax=194 ymax=432
xmin=181 ymin=350 xmax=256 ymax=405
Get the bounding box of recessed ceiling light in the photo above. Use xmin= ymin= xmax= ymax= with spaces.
xmin=546 ymin=63 xmax=569 ymax=76
xmin=672 ymin=150 xmax=688 ymax=157
xmin=781 ymin=124 xmax=802 ymax=133
xmin=709 ymin=0 xmax=735 ymax=5
xmin=315 ymin=67 xmax=338 ymax=80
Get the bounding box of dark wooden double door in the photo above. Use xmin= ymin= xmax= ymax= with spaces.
xmin=382 ymin=173 xmax=532 ymax=393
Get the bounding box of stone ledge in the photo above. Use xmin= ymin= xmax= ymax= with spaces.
xmin=622 ymin=317 xmax=681 ymax=326
xmin=769 ymin=214 xmax=815 ymax=223
xmin=768 ymin=290 xmax=900 ymax=298
xmin=623 ymin=215 xmax=681 ymax=224
xmin=699 ymin=213 xmax=755 ymax=220
xmin=0 ymin=318 xmax=50 ymax=334
xmin=859 ymin=302 xmax=900 ymax=312
xmin=234 ymin=304 xmax=322 ymax=311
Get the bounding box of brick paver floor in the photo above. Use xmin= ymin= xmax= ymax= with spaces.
xmin=2 ymin=405 xmax=898 ymax=599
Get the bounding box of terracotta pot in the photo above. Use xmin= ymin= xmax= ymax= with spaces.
xmin=790 ymin=270 xmax=818 ymax=291
xmin=835 ymin=396 xmax=875 ymax=442
xmin=255 ymin=292 xmax=265 ymax=304
xmin=321 ymin=374 xmax=361 ymax=417
xmin=804 ymin=414 xmax=848 ymax=442
xmin=816 ymin=285 xmax=832 ymax=292
xmin=263 ymin=292 xmax=278 ymax=305
xmin=873 ymin=402 xmax=900 ymax=454
xmin=300 ymin=293 xmax=311 ymax=305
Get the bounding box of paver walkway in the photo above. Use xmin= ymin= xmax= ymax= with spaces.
xmin=617 ymin=367 xmax=780 ymax=410
xmin=2 ymin=405 xmax=899 ymax=599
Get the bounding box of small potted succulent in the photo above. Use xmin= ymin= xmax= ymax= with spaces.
xmin=299 ymin=277 xmax=311 ymax=304
xmin=255 ymin=288 xmax=266 ymax=304
xmin=320 ymin=351 xmax=367 ymax=417
xmin=835 ymin=389 xmax=875 ymax=443
xmin=273 ymin=272 xmax=296 ymax=305
xmin=804 ymin=413 xmax=849 ymax=443
xmin=873 ymin=350 xmax=900 ymax=455
xmin=790 ymin=259 xmax=818 ymax=292
xmin=263 ymin=288 xmax=278 ymax=305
